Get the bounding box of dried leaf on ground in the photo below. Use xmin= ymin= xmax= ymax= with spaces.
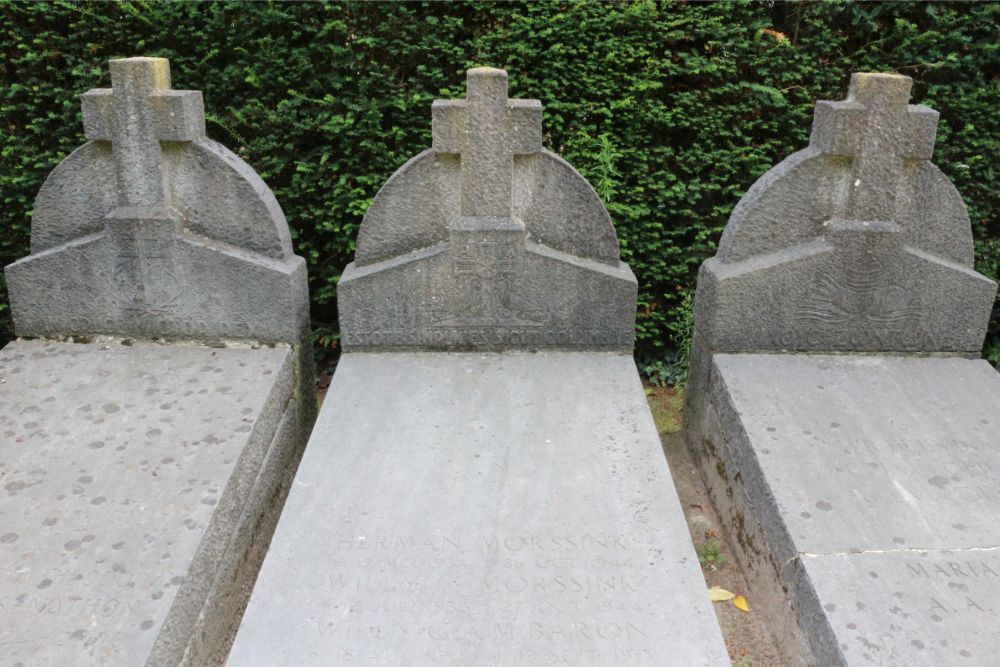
xmin=709 ymin=586 xmax=735 ymax=602
xmin=733 ymin=595 xmax=750 ymax=612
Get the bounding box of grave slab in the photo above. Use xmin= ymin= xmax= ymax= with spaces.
xmin=686 ymin=72 xmax=1000 ymax=666
xmin=228 ymin=352 xmax=729 ymax=666
xmin=0 ymin=340 xmax=296 ymax=666
xmin=1 ymin=57 xmax=314 ymax=666
xmin=703 ymin=354 xmax=1000 ymax=665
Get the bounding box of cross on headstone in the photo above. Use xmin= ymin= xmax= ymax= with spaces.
xmin=431 ymin=67 xmax=542 ymax=219
xmin=81 ymin=57 xmax=205 ymax=209
xmin=81 ymin=57 xmax=204 ymax=315
xmin=810 ymin=73 xmax=939 ymax=223
xmin=452 ymin=239 xmax=522 ymax=322
xmin=104 ymin=207 xmax=183 ymax=318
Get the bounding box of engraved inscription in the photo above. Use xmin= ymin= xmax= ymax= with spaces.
xmin=905 ymin=557 xmax=999 ymax=617
xmin=751 ymin=322 xmax=944 ymax=351
xmin=311 ymin=528 xmax=661 ymax=665
xmin=345 ymin=327 xmax=632 ymax=349
xmin=829 ymin=556 xmax=1000 ymax=664
xmin=30 ymin=314 xmax=256 ymax=339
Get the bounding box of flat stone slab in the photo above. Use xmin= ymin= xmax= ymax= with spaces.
xmin=804 ymin=549 xmax=1000 ymax=665
xmin=0 ymin=340 xmax=296 ymax=666
xmin=228 ymin=352 xmax=728 ymax=666
xmin=707 ymin=353 xmax=1000 ymax=665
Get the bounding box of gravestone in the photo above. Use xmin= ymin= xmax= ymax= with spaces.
xmin=686 ymin=72 xmax=1000 ymax=666
xmin=228 ymin=67 xmax=729 ymax=666
xmin=1 ymin=57 xmax=314 ymax=666
xmin=337 ymin=67 xmax=635 ymax=350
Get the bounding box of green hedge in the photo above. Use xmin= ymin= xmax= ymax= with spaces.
xmin=3 ymin=1 xmax=998 ymax=366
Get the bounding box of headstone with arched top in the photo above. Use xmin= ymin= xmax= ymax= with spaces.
xmin=337 ymin=67 xmax=636 ymax=351
xmin=228 ymin=67 xmax=728 ymax=666
xmin=686 ymin=73 xmax=1000 ymax=666
xmin=6 ymin=57 xmax=309 ymax=343
xmin=0 ymin=57 xmax=314 ymax=666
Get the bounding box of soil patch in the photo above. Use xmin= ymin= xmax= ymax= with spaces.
xmin=648 ymin=385 xmax=782 ymax=667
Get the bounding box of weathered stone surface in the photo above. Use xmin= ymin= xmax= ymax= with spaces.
xmin=693 ymin=73 xmax=995 ymax=355
xmin=802 ymin=551 xmax=1000 ymax=666
xmin=698 ymin=354 xmax=1000 ymax=665
xmin=0 ymin=340 xmax=300 ymax=666
xmin=228 ymin=352 xmax=729 ymax=666
xmin=686 ymin=73 xmax=1000 ymax=666
xmin=0 ymin=57 xmax=316 ymax=667
xmin=339 ymin=68 xmax=636 ymax=351
xmin=5 ymin=57 xmax=309 ymax=344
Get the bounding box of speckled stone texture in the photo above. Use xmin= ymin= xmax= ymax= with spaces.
xmin=4 ymin=57 xmax=309 ymax=345
xmin=228 ymin=353 xmax=729 ymax=667
xmin=686 ymin=73 xmax=1000 ymax=666
xmin=0 ymin=57 xmax=315 ymax=666
xmin=337 ymin=68 xmax=637 ymax=351
xmin=0 ymin=340 xmax=298 ymax=666
xmin=703 ymin=355 xmax=1000 ymax=666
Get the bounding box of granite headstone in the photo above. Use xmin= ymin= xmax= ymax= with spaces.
xmin=686 ymin=73 xmax=1000 ymax=666
xmin=1 ymin=57 xmax=314 ymax=666
xmin=228 ymin=68 xmax=729 ymax=666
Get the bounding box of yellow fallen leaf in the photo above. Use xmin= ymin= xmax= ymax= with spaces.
xmin=733 ymin=595 xmax=750 ymax=612
xmin=709 ymin=586 xmax=735 ymax=602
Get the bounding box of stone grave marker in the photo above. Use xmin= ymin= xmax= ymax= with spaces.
xmin=686 ymin=72 xmax=1000 ymax=666
xmin=1 ymin=57 xmax=314 ymax=666
xmin=227 ymin=67 xmax=729 ymax=666
xmin=336 ymin=66 xmax=635 ymax=350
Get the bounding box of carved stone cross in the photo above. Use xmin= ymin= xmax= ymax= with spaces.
xmin=810 ymin=73 xmax=939 ymax=223
xmin=431 ymin=67 xmax=542 ymax=219
xmin=453 ymin=239 xmax=522 ymax=321
xmin=80 ymin=57 xmax=205 ymax=315
xmin=81 ymin=57 xmax=205 ymax=210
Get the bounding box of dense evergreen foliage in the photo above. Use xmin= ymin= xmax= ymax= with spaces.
xmin=3 ymin=1 xmax=998 ymax=370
